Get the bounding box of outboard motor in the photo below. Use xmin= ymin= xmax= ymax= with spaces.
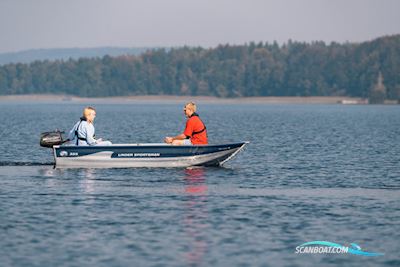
xmin=40 ymin=130 xmax=65 ymax=148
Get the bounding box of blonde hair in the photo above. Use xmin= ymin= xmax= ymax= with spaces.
xmin=83 ymin=106 xmax=96 ymax=120
xmin=185 ymin=102 xmax=197 ymax=112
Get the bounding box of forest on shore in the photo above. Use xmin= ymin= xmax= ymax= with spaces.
xmin=0 ymin=35 xmax=399 ymax=99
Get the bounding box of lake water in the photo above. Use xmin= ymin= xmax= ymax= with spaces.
xmin=0 ymin=102 xmax=399 ymax=267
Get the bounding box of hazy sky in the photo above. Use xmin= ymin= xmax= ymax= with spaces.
xmin=1 ymin=0 xmax=399 ymax=53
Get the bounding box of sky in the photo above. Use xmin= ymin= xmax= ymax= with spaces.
xmin=0 ymin=0 xmax=399 ymax=53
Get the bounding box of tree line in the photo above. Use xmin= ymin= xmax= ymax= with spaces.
xmin=0 ymin=35 xmax=399 ymax=99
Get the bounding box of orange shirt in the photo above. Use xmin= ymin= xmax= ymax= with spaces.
xmin=183 ymin=115 xmax=208 ymax=145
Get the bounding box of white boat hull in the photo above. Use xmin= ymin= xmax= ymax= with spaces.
xmin=53 ymin=142 xmax=248 ymax=168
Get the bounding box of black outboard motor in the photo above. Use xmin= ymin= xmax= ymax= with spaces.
xmin=40 ymin=130 xmax=66 ymax=148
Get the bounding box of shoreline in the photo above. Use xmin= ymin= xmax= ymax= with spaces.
xmin=0 ymin=94 xmax=374 ymax=104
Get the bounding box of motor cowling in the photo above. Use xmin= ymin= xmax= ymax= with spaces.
xmin=40 ymin=130 xmax=65 ymax=148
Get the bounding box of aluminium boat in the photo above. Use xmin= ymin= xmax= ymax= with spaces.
xmin=52 ymin=142 xmax=248 ymax=168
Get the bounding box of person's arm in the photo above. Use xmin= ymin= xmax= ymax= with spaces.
xmin=165 ymin=134 xmax=186 ymax=144
xmin=85 ymin=124 xmax=97 ymax=145
xmin=165 ymin=120 xmax=192 ymax=143
xmin=173 ymin=133 xmax=187 ymax=140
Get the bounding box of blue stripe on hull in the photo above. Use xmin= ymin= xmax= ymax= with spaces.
xmin=54 ymin=143 xmax=245 ymax=158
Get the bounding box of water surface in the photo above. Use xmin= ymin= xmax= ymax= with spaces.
xmin=0 ymin=102 xmax=399 ymax=266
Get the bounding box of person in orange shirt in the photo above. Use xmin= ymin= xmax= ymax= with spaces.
xmin=164 ymin=102 xmax=208 ymax=145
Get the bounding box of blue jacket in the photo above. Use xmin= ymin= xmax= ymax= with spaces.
xmin=67 ymin=118 xmax=97 ymax=146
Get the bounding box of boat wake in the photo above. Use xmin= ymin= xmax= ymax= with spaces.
xmin=0 ymin=161 xmax=53 ymax=166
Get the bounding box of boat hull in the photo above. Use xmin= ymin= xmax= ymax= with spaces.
xmin=53 ymin=142 xmax=248 ymax=168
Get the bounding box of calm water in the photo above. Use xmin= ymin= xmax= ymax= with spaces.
xmin=0 ymin=102 xmax=399 ymax=267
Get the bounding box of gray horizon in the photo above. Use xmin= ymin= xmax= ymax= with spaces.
xmin=0 ymin=0 xmax=399 ymax=53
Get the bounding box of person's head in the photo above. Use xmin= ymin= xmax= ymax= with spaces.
xmin=83 ymin=106 xmax=96 ymax=123
xmin=184 ymin=102 xmax=196 ymax=117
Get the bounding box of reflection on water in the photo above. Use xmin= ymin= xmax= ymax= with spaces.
xmin=79 ymin=169 xmax=97 ymax=194
xmin=38 ymin=167 xmax=57 ymax=178
xmin=38 ymin=167 xmax=97 ymax=194
xmin=184 ymin=167 xmax=208 ymax=195
xmin=183 ymin=168 xmax=208 ymax=266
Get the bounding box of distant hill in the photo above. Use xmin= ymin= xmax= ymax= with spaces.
xmin=0 ymin=47 xmax=153 ymax=65
xmin=0 ymin=35 xmax=399 ymax=99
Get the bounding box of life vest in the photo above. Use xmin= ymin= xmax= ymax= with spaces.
xmin=189 ymin=112 xmax=207 ymax=137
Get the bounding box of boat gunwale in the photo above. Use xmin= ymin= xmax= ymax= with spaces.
xmin=53 ymin=141 xmax=249 ymax=150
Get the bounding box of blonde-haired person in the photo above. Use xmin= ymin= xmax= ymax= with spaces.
xmin=164 ymin=102 xmax=208 ymax=145
xmin=67 ymin=107 xmax=112 ymax=146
